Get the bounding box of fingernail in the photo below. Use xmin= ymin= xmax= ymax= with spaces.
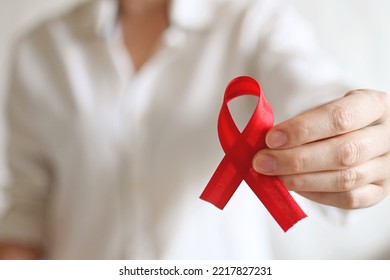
xmin=266 ymin=130 xmax=287 ymax=148
xmin=253 ymin=154 xmax=276 ymax=174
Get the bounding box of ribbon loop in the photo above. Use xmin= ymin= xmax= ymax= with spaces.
xmin=200 ymin=76 xmax=307 ymax=232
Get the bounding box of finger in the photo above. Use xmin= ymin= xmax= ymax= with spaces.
xmin=297 ymin=182 xmax=389 ymax=209
xmin=281 ymin=153 xmax=390 ymax=192
xmin=266 ymin=90 xmax=387 ymax=149
xmin=253 ymin=124 xmax=390 ymax=175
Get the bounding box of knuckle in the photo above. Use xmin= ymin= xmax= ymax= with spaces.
xmin=293 ymin=118 xmax=311 ymax=143
xmin=330 ymin=104 xmax=355 ymax=132
xmin=342 ymin=191 xmax=362 ymax=209
xmin=283 ymin=175 xmax=305 ymax=191
xmin=383 ymin=180 xmax=390 ymax=196
xmin=376 ymin=90 xmax=388 ymax=102
xmin=337 ymin=140 xmax=362 ymax=167
xmin=344 ymin=89 xmax=358 ymax=97
xmin=338 ymin=169 xmax=359 ymax=192
xmin=289 ymin=154 xmax=307 ymax=173
xmin=377 ymin=91 xmax=390 ymax=115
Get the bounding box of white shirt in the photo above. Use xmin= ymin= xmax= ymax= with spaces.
xmin=1 ymin=0 xmax=390 ymax=259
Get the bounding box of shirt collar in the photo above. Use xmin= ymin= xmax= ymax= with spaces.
xmin=65 ymin=0 xmax=118 ymax=40
xmin=69 ymin=0 xmax=222 ymax=41
xmin=89 ymin=0 xmax=221 ymax=38
xmin=169 ymin=0 xmax=221 ymax=31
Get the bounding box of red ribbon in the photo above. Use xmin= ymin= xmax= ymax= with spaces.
xmin=200 ymin=76 xmax=307 ymax=232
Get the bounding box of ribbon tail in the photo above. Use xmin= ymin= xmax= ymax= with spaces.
xmin=200 ymin=155 xmax=243 ymax=209
xmin=245 ymin=168 xmax=307 ymax=232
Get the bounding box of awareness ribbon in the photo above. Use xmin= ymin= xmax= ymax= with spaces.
xmin=200 ymin=76 xmax=307 ymax=232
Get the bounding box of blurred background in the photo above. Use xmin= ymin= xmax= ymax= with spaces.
xmin=0 ymin=0 xmax=389 ymax=258
xmin=2 ymin=0 xmax=390 ymax=165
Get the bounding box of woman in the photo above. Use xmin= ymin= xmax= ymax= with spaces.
xmin=0 ymin=0 xmax=389 ymax=259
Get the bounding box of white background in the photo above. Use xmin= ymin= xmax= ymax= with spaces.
xmin=0 ymin=260 xmax=389 ymax=279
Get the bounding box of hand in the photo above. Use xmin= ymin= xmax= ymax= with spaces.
xmin=0 ymin=242 xmax=42 ymax=260
xmin=252 ymin=89 xmax=390 ymax=209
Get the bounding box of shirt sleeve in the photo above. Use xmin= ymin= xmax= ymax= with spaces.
xmin=0 ymin=36 xmax=52 ymax=247
xmin=242 ymin=0 xmax=353 ymax=123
